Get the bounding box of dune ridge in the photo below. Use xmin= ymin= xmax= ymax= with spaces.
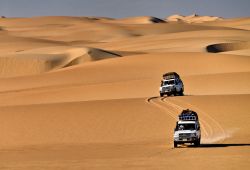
xmin=167 ymin=14 xmax=223 ymax=23
xmin=0 ymin=47 xmax=120 ymax=77
xmin=112 ymin=16 xmax=166 ymax=24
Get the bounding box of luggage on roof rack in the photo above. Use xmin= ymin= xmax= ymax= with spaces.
xmin=163 ymin=72 xmax=180 ymax=80
xmin=178 ymin=109 xmax=198 ymax=121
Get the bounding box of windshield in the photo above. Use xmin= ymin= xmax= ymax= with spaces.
xmin=177 ymin=123 xmax=196 ymax=130
xmin=163 ymin=80 xmax=175 ymax=86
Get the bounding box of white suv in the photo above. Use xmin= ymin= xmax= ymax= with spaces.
xmin=159 ymin=72 xmax=184 ymax=97
xmin=174 ymin=110 xmax=201 ymax=147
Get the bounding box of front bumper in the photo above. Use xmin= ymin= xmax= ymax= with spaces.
xmin=174 ymin=137 xmax=198 ymax=143
xmin=160 ymin=86 xmax=175 ymax=93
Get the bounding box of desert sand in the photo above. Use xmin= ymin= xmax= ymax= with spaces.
xmin=0 ymin=14 xmax=249 ymax=169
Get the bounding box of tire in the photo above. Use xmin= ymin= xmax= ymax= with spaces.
xmin=174 ymin=142 xmax=178 ymax=148
xmin=160 ymin=93 xmax=164 ymax=97
xmin=173 ymin=91 xmax=177 ymax=96
xmin=173 ymin=88 xmax=177 ymax=96
xmin=176 ymin=88 xmax=184 ymax=96
xmin=194 ymin=138 xmax=200 ymax=147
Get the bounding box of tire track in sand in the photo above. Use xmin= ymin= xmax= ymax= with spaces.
xmin=146 ymin=97 xmax=188 ymax=156
xmin=164 ymin=97 xmax=227 ymax=144
xmin=147 ymin=96 xmax=227 ymax=144
xmin=146 ymin=96 xmax=176 ymax=148
xmin=147 ymin=97 xmax=210 ymax=140
xmin=161 ymin=97 xmax=211 ymax=139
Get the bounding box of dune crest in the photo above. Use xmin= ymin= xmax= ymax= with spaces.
xmin=113 ymin=16 xmax=166 ymax=24
xmin=167 ymin=13 xmax=223 ymax=23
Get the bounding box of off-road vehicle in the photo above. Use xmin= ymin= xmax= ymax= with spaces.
xmin=174 ymin=109 xmax=201 ymax=147
xmin=159 ymin=72 xmax=184 ymax=97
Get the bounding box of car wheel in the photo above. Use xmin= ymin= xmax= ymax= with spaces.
xmin=178 ymin=88 xmax=184 ymax=96
xmin=194 ymin=139 xmax=200 ymax=147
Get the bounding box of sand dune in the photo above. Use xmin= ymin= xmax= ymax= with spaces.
xmin=0 ymin=16 xmax=135 ymax=42
xmin=0 ymin=15 xmax=249 ymax=170
xmin=206 ymin=42 xmax=250 ymax=53
xmin=0 ymin=95 xmax=249 ymax=169
xmin=221 ymin=49 xmax=250 ymax=56
xmin=111 ymin=16 xmax=166 ymax=24
xmin=0 ymin=46 xmax=120 ymax=77
xmin=167 ymin=14 xmax=223 ymax=23
xmin=92 ymin=29 xmax=249 ymax=53
xmin=0 ymin=52 xmax=249 ymax=108
xmin=202 ymin=17 xmax=250 ymax=30
xmin=0 ymin=52 xmax=249 ymax=93
xmin=1 ymin=16 xmax=238 ymax=44
xmin=0 ymin=33 xmax=66 ymax=54
xmin=0 ymin=72 xmax=249 ymax=107
xmin=184 ymin=72 xmax=250 ymax=95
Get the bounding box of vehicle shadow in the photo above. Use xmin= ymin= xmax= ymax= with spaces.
xmin=189 ymin=143 xmax=250 ymax=148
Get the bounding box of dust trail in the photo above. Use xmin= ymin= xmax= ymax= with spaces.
xmin=202 ymin=129 xmax=237 ymax=143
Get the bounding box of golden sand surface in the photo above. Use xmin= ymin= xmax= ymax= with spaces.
xmin=0 ymin=15 xmax=249 ymax=169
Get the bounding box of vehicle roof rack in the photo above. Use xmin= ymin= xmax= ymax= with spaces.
xmin=163 ymin=72 xmax=180 ymax=80
xmin=178 ymin=109 xmax=198 ymax=121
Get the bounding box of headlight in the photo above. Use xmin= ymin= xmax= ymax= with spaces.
xmin=191 ymin=133 xmax=196 ymax=137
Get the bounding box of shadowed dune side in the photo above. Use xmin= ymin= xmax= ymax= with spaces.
xmin=0 ymin=47 xmax=120 ymax=78
xmin=206 ymin=42 xmax=250 ymax=53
